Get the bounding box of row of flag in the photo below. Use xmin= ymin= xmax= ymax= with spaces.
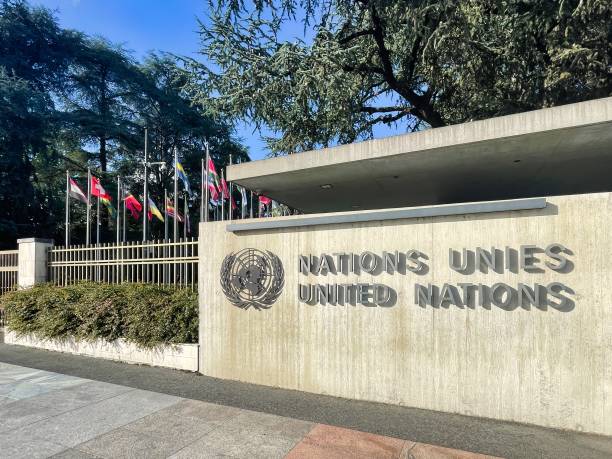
xmin=69 ymin=176 xmax=189 ymax=224
xmin=66 ymin=156 xmax=278 ymax=245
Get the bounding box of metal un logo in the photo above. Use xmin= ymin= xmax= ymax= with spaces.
xmin=220 ymin=248 xmax=284 ymax=310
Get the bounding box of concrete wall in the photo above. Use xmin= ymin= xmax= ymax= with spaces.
xmin=199 ymin=192 xmax=612 ymax=435
xmin=5 ymin=331 xmax=199 ymax=372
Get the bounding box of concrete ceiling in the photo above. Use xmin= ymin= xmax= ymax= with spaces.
xmin=228 ymin=98 xmax=612 ymax=213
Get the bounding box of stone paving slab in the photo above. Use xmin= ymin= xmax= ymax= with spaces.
xmin=0 ymin=429 xmax=67 ymax=459
xmin=14 ymin=388 xmax=181 ymax=448
xmin=285 ymin=424 xmax=407 ymax=458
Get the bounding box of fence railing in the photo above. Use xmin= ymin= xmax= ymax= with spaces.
xmin=0 ymin=250 xmax=18 ymax=297
xmin=48 ymin=239 xmax=198 ymax=290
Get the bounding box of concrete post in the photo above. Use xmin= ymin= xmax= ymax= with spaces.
xmin=17 ymin=238 xmax=54 ymax=288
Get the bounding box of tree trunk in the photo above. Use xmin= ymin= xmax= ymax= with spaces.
xmin=99 ymin=137 xmax=107 ymax=172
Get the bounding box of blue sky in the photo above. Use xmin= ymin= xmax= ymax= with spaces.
xmin=32 ymin=0 xmax=402 ymax=160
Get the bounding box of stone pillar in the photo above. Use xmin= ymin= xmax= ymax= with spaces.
xmin=17 ymin=238 xmax=54 ymax=288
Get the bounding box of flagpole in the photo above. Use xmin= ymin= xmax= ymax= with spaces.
xmin=173 ymin=147 xmax=178 ymax=242
xmin=228 ymin=155 xmax=233 ymax=223
xmin=183 ymin=195 xmax=187 ymax=238
xmin=122 ymin=191 xmax=126 ymax=242
xmin=86 ymin=168 xmax=91 ymax=245
xmin=142 ymin=128 xmax=148 ymax=242
xmin=204 ymin=142 xmax=209 ymax=223
xmin=96 ymin=193 xmax=100 ymax=245
xmin=200 ymin=157 xmax=204 ymax=223
xmin=164 ymin=189 xmax=168 ymax=241
xmin=65 ymin=170 xmax=70 ymax=247
xmin=241 ymin=189 xmax=245 ymax=219
xmin=221 ymin=169 xmax=225 ymax=222
xmin=116 ymin=176 xmax=121 ymax=245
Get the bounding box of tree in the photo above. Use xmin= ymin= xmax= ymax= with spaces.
xmin=187 ymin=0 xmax=611 ymax=154
xmin=0 ymin=1 xmax=76 ymax=247
xmin=119 ymin=54 xmax=247 ymax=238
xmin=0 ymin=0 xmax=80 ymax=92
xmin=0 ymin=0 xmax=248 ymax=245
xmin=62 ymin=38 xmax=142 ymax=172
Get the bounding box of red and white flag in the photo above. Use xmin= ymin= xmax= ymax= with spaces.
xmin=68 ymin=178 xmax=88 ymax=204
xmin=91 ymin=176 xmax=111 ymax=200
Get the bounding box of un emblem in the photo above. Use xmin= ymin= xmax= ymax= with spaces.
xmin=220 ymin=248 xmax=284 ymax=310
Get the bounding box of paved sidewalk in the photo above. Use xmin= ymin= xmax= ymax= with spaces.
xmin=2 ymin=343 xmax=612 ymax=459
xmin=0 ymin=362 xmax=498 ymax=459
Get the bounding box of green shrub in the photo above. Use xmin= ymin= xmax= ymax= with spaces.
xmin=0 ymin=283 xmax=198 ymax=348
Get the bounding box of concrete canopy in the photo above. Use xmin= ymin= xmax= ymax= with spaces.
xmin=228 ymin=97 xmax=612 ymax=213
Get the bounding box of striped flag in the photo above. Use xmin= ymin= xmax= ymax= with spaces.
xmin=175 ymin=160 xmax=192 ymax=195
xmin=165 ymin=198 xmax=184 ymax=223
xmin=68 ymin=178 xmax=88 ymax=204
xmin=207 ymin=158 xmax=220 ymax=202
xmin=147 ymin=197 xmax=164 ymax=222
xmin=100 ymin=195 xmax=116 ymax=218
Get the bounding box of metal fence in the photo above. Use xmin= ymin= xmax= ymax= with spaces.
xmin=48 ymin=239 xmax=198 ymax=290
xmin=0 ymin=250 xmax=18 ymax=297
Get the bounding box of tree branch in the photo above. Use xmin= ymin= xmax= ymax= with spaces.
xmin=358 ymin=0 xmax=446 ymax=128
xmin=360 ymin=106 xmax=412 ymax=114
xmin=342 ymin=64 xmax=385 ymax=75
xmin=338 ymin=28 xmax=374 ymax=44
xmin=368 ymin=111 xmax=410 ymax=125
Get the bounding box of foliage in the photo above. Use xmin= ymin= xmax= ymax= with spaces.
xmin=0 ymin=0 xmax=247 ymax=247
xmin=0 ymin=282 xmax=199 ymax=348
xmin=187 ymin=0 xmax=611 ymax=154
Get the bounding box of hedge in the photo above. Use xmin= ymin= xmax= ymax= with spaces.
xmin=0 ymin=282 xmax=198 ymax=348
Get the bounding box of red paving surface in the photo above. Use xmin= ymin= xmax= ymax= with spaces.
xmin=286 ymin=424 xmax=503 ymax=459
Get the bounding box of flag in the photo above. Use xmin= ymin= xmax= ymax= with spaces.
xmin=259 ymin=195 xmax=271 ymax=217
xmin=220 ymin=176 xmax=230 ymax=199
xmin=100 ymin=195 xmax=116 ymax=218
xmin=124 ymin=193 xmax=142 ymax=219
xmin=68 ymin=178 xmax=88 ymax=204
xmin=220 ymin=176 xmax=237 ymax=210
xmin=238 ymin=186 xmax=248 ymax=213
xmin=185 ymin=204 xmax=191 ymax=234
xmin=90 ymin=176 xmax=115 ymax=217
xmin=175 ymin=161 xmax=191 ymax=195
xmin=147 ymin=197 xmax=164 ymax=222
xmin=91 ymin=176 xmax=111 ymax=200
xmin=165 ymin=198 xmax=183 ymax=223
xmin=207 ymin=158 xmax=220 ymax=202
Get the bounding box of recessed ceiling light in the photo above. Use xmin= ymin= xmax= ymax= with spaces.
xmin=320 ymin=184 xmax=333 ymax=189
